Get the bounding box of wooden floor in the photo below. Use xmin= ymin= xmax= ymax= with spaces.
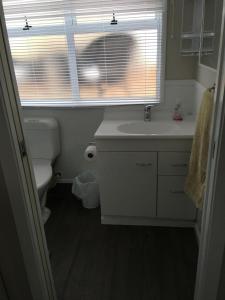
xmin=45 ymin=184 xmax=198 ymax=300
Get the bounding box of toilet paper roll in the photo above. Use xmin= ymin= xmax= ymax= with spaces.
xmin=84 ymin=145 xmax=97 ymax=161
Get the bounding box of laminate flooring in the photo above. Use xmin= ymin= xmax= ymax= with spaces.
xmin=45 ymin=184 xmax=198 ymax=300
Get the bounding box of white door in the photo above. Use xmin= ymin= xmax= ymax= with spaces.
xmin=0 ymin=274 xmax=8 ymax=300
xmin=0 ymin=4 xmax=56 ymax=299
xmin=98 ymin=151 xmax=157 ymax=217
xmin=194 ymin=3 xmax=225 ymax=299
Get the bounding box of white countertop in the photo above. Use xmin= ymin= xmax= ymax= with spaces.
xmin=95 ymin=118 xmax=196 ymax=139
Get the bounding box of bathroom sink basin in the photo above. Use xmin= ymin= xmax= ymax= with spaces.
xmin=95 ymin=118 xmax=195 ymax=139
xmin=118 ymin=121 xmax=175 ymax=135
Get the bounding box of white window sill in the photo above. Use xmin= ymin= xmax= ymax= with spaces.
xmin=21 ymin=100 xmax=160 ymax=109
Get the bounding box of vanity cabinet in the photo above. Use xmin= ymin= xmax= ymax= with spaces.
xmin=96 ymin=137 xmax=196 ymax=227
xmin=158 ymin=152 xmax=189 ymax=176
xmin=157 ymin=152 xmax=196 ymax=220
xmin=158 ymin=176 xmax=196 ymax=220
xmin=98 ymin=152 xmax=157 ymax=217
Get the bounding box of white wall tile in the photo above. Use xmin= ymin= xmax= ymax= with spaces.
xmin=193 ymin=81 xmax=206 ymax=116
xmin=22 ymin=80 xmax=203 ymax=181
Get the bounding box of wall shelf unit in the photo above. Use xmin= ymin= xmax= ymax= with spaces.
xmin=180 ymin=0 xmax=216 ymax=56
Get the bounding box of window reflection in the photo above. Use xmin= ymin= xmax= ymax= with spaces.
xmin=75 ymin=30 xmax=158 ymax=99
xmin=9 ymin=30 xmax=158 ymax=101
xmin=9 ymin=35 xmax=71 ymax=101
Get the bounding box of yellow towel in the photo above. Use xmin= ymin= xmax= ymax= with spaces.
xmin=185 ymin=89 xmax=214 ymax=208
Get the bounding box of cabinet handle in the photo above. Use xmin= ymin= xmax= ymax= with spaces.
xmin=136 ymin=162 xmax=152 ymax=167
xmin=170 ymin=190 xmax=185 ymax=194
xmin=171 ymin=163 xmax=188 ymax=167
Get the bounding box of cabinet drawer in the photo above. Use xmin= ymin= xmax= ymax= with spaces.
xmin=157 ymin=176 xmax=196 ymax=220
xmin=158 ymin=152 xmax=190 ymax=175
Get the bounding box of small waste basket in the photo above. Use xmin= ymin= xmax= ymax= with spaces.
xmin=72 ymin=170 xmax=100 ymax=209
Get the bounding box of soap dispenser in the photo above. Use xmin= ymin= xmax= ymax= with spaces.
xmin=173 ymin=102 xmax=183 ymax=121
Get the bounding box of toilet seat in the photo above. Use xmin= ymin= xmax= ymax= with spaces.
xmin=32 ymin=159 xmax=52 ymax=196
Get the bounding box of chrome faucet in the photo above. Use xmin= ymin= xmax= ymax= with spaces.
xmin=144 ymin=105 xmax=152 ymax=121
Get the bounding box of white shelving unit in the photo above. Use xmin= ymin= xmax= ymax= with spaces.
xmin=180 ymin=0 xmax=216 ymax=56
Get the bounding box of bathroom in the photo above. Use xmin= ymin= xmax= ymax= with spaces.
xmin=0 ymin=0 xmax=225 ymax=299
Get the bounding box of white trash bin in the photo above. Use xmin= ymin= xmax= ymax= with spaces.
xmin=72 ymin=171 xmax=100 ymax=209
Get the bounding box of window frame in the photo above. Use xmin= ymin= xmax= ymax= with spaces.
xmin=6 ymin=4 xmax=167 ymax=107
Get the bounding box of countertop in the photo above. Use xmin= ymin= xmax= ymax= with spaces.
xmin=95 ymin=118 xmax=196 ymax=140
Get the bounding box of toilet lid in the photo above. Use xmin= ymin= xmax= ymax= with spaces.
xmin=32 ymin=159 xmax=52 ymax=191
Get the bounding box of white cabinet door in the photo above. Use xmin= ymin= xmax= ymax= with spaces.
xmin=98 ymin=152 xmax=157 ymax=217
xmin=158 ymin=176 xmax=196 ymax=220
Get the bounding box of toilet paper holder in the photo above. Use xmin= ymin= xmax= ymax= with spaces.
xmin=87 ymin=142 xmax=96 ymax=157
xmin=84 ymin=142 xmax=97 ymax=161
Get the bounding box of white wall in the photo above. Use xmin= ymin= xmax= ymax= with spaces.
xmin=22 ymin=107 xmax=104 ymax=181
xmin=195 ymin=64 xmax=217 ymax=88
xmin=22 ymin=80 xmax=199 ymax=182
xmin=193 ymin=64 xmax=217 ymax=238
xmin=193 ymin=63 xmax=217 ymax=115
xmin=193 ymin=81 xmax=206 ymax=116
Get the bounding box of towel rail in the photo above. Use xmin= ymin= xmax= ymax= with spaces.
xmin=209 ymin=83 xmax=216 ymax=92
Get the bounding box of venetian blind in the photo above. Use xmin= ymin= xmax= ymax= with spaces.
xmin=3 ymin=0 xmax=166 ymax=106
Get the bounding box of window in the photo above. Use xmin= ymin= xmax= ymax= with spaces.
xmin=3 ymin=0 xmax=166 ymax=106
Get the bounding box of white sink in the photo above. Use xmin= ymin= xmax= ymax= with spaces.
xmin=118 ymin=121 xmax=175 ymax=135
xmin=95 ymin=118 xmax=196 ymax=139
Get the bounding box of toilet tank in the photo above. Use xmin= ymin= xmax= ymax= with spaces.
xmin=24 ymin=118 xmax=60 ymax=161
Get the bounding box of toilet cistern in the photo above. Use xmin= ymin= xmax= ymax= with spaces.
xmin=24 ymin=117 xmax=60 ymax=223
xmin=144 ymin=105 xmax=152 ymax=121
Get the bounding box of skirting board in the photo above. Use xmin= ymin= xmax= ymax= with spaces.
xmin=101 ymin=215 xmax=196 ymax=228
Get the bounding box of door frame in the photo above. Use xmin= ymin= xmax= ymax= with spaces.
xmin=0 ymin=3 xmax=56 ymax=300
xmin=1 ymin=0 xmax=225 ymax=299
xmin=194 ymin=1 xmax=225 ymax=299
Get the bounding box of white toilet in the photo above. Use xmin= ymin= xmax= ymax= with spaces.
xmin=24 ymin=117 xmax=60 ymax=223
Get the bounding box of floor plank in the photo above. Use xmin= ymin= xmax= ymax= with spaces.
xmin=45 ymin=184 xmax=198 ymax=300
